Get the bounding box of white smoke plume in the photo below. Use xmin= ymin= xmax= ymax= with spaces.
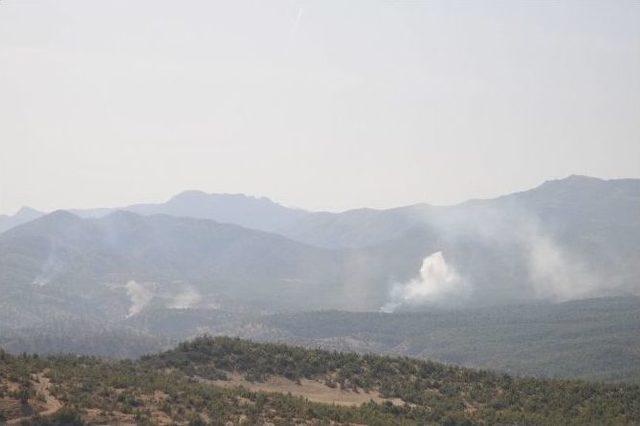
xmin=381 ymin=251 xmax=468 ymax=312
xmin=426 ymin=204 xmax=604 ymax=303
xmin=125 ymin=280 xmax=155 ymax=317
xmin=167 ymin=287 xmax=202 ymax=310
xmin=526 ymin=233 xmax=598 ymax=302
xmin=32 ymin=247 xmax=65 ymax=286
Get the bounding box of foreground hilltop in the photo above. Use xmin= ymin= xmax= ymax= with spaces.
xmin=1 ymin=337 xmax=639 ymax=425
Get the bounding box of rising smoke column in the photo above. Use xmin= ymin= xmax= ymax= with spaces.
xmin=380 ymin=251 xmax=467 ymax=312
xmin=125 ymin=280 xmax=154 ymax=317
xmin=31 ymin=244 xmax=65 ymax=286
xmin=526 ymin=233 xmax=597 ymax=302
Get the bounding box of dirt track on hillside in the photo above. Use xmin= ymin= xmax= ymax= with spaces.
xmin=6 ymin=372 xmax=62 ymax=425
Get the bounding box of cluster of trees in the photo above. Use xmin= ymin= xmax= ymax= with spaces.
xmin=1 ymin=338 xmax=640 ymax=424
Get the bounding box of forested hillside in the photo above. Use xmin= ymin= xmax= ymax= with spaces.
xmin=1 ymin=337 xmax=639 ymax=425
xmin=2 ymin=297 xmax=639 ymax=384
xmin=254 ymin=297 xmax=640 ymax=383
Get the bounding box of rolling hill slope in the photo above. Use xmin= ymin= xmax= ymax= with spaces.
xmin=1 ymin=336 xmax=639 ymax=425
xmin=0 ymin=210 xmax=348 ymax=328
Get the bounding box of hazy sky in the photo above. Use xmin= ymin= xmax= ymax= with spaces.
xmin=1 ymin=0 xmax=639 ymax=214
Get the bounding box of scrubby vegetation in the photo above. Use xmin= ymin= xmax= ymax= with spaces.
xmin=2 ymin=336 xmax=639 ymax=425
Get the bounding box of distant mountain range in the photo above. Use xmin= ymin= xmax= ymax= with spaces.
xmin=0 ymin=192 xmax=308 ymax=234
xmin=3 ymin=175 xmax=639 ymax=249
xmin=1 ymin=175 xmax=638 ymax=323
xmin=1 ymin=175 xmax=640 ymax=382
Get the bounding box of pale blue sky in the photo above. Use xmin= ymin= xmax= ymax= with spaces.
xmin=1 ymin=0 xmax=639 ymax=214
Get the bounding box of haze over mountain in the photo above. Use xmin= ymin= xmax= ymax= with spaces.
xmin=0 ymin=206 xmax=44 ymax=234
xmin=4 ymin=175 xmax=639 ymax=250
xmin=0 ymin=209 xmax=348 ymax=328
xmin=0 ymin=192 xmax=310 ymax=236
xmin=1 ymin=175 xmax=639 ymax=317
xmin=2 ymin=2 xmax=638 ymax=422
xmin=72 ymin=191 xmax=310 ymax=234
xmin=1 ymin=175 xmax=639 ymax=384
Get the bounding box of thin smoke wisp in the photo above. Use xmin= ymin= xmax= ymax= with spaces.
xmin=168 ymin=287 xmax=202 ymax=309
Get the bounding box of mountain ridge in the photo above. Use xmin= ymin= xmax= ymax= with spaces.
xmin=1 ymin=174 xmax=638 ymax=315
xmin=3 ymin=174 xmax=637 ymax=237
xmin=1 ymin=174 xmax=639 ymax=317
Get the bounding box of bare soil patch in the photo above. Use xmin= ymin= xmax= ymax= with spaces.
xmin=83 ymin=408 xmax=136 ymax=425
xmin=207 ymin=372 xmax=405 ymax=407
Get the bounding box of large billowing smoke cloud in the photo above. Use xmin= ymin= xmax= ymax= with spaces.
xmin=381 ymin=251 xmax=469 ymax=312
xmin=380 ymin=203 xmax=605 ymax=311
xmin=125 ymin=280 xmax=155 ymax=317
